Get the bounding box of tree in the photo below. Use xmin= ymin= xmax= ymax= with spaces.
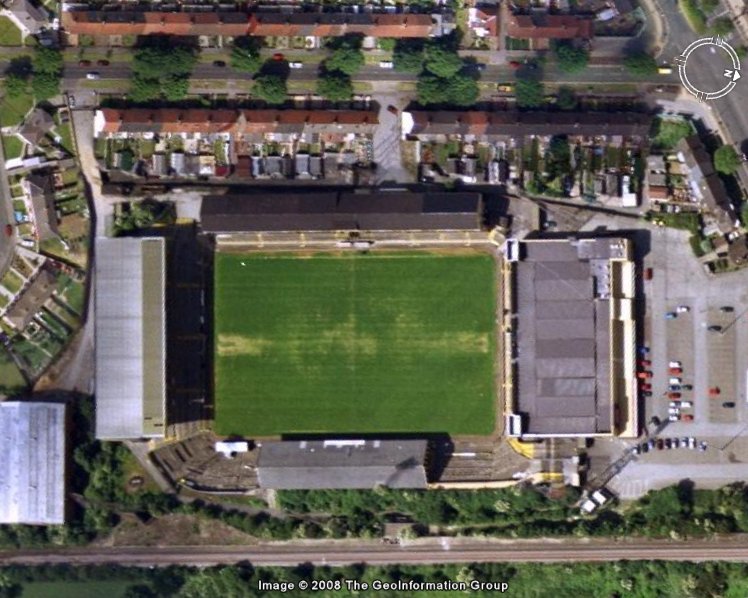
xmin=3 ymin=73 xmax=27 ymax=99
xmin=416 ymin=74 xmax=478 ymax=106
xmin=515 ymin=78 xmax=545 ymax=108
xmin=711 ymin=17 xmax=734 ymax=36
xmin=423 ymin=44 xmax=463 ymax=78
xmin=700 ymin=0 xmax=719 ymax=12
xmin=230 ymin=37 xmax=262 ymax=73
xmin=162 ymin=76 xmax=190 ymax=101
xmin=133 ymin=44 xmax=196 ymax=79
xmin=623 ymin=52 xmax=658 ymax=75
xmin=416 ymin=75 xmax=447 ymax=105
xmin=393 ymin=40 xmax=424 ymax=73
xmin=316 ymin=72 xmax=353 ymax=101
xmin=32 ymin=72 xmax=60 ymax=101
xmin=714 ymin=145 xmax=741 ymax=175
xmin=554 ymin=42 xmax=589 ymax=73
xmin=556 ymin=86 xmax=577 ymax=110
xmin=445 ymin=74 xmax=479 ymax=106
xmin=252 ymin=74 xmax=287 ymax=105
xmin=178 ymin=568 xmax=250 ymax=598
xmin=129 ymin=77 xmax=161 ymax=103
xmin=32 ymin=47 xmax=63 ymax=75
xmin=326 ymin=46 xmax=364 ymax=76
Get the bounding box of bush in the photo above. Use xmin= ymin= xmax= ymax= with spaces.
xmin=623 ymin=52 xmax=658 ymax=76
xmin=252 ymin=74 xmax=287 ymax=105
xmin=679 ymin=0 xmax=707 ymax=33
xmin=554 ymin=42 xmax=589 ymax=73
xmin=316 ymin=72 xmax=353 ymax=101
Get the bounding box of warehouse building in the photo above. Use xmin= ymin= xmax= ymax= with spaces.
xmin=0 ymin=401 xmax=67 ymax=525
xmin=95 ymin=237 xmax=166 ymax=440
xmin=200 ymin=190 xmax=483 ymax=233
xmin=257 ymin=439 xmax=428 ymax=489
xmin=503 ymin=237 xmax=637 ymax=438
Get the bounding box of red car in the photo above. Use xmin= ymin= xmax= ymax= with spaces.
xmin=638 ymin=359 xmax=651 ymax=367
xmin=682 ymin=414 xmax=694 ymax=422
xmin=509 ymin=61 xmax=521 ymax=69
xmin=273 ymin=53 xmax=285 ymax=61
xmin=97 ymin=59 xmax=110 ymax=66
xmin=669 ymin=367 xmax=682 ymax=375
xmin=78 ymin=59 xmax=91 ymax=66
xmin=637 ymin=371 xmax=652 ymax=379
xmin=668 ymin=392 xmax=681 ymax=399
xmin=640 ymin=383 xmax=652 ymax=391
xmin=709 ymin=387 xmax=721 ymax=396
xmin=4 ymin=224 xmax=12 ymax=237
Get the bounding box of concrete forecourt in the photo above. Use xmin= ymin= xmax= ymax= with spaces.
xmin=213 ymin=250 xmax=498 ymax=437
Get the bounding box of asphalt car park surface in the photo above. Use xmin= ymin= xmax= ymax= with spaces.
xmin=581 ymin=216 xmax=748 ymax=499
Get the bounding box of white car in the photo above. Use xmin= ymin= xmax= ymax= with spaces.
xmin=668 ymin=360 xmax=682 ymax=368
xmin=668 ymin=407 xmax=680 ymax=415
xmin=669 ymin=377 xmax=682 ymax=385
xmin=688 ymin=437 xmax=696 ymax=449
xmin=669 ymin=414 xmax=680 ymax=422
xmin=289 ymin=62 xmax=303 ymax=69
xmin=86 ymin=72 xmax=100 ymax=80
xmin=680 ymin=401 xmax=693 ymax=408
xmin=379 ymin=61 xmax=394 ymax=69
xmin=676 ymin=305 xmax=689 ymax=313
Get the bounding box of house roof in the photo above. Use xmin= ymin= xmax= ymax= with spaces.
xmin=8 ymin=0 xmax=49 ymax=34
xmin=507 ymin=14 xmax=594 ymax=40
xmin=648 ymin=185 xmax=669 ymax=200
xmin=62 ymin=11 xmax=249 ymax=37
xmin=94 ymin=109 xmax=379 ymax=136
xmin=63 ymin=10 xmax=435 ymax=38
xmin=18 ymin=108 xmax=54 ymax=147
xmin=5 ymin=267 xmax=56 ymax=331
xmin=0 ymin=401 xmax=66 ymax=525
xmin=200 ymin=190 xmax=482 ymax=232
xmin=257 ymin=439 xmax=428 ymax=489
xmin=404 ymin=110 xmax=652 ymax=139
xmin=25 ymin=171 xmax=59 ymax=242
xmin=95 ymin=237 xmax=166 ymax=440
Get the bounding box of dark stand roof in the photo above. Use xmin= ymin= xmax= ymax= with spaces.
xmin=200 ymin=190 xmax=482 ymax=232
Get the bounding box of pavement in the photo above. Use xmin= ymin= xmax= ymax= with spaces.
xmin=6 ymin=537 xmax=748 ymax=566
xmin=0 ymin=123 xmax=18 ymax=287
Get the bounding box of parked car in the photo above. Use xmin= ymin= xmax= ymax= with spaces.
xmin=668 ymin=392 xmax=681 ymax=399
xmin=669 ymin=401 xmax=681 ymax=407
xmin=641 ymin=442 xmax=649 ymax=453
xmin=637 ymin=371 xmax=652 ymax=379
xmin=680 ymin=401 xmax=693 ymax=408
xmin=699 ymin=441 xmax=708 ymax=452
xmin=669 ymin=414 xmax=681 ymax=422
xmin=682 ymin=414 xmax=694 ymax=422
xmin=668 ymin=407 xmax=680 ymax=415
xmin=644 ymin=267 xmax=653 ymax=280
xmin=78 ymin=59 xmax=91 ymax=66
xmin=668 ymin=385 xmax=681 ymax=392
xmin=641 ymin=391 xmax=652 ymax=397
xmin=708 ymin=325 xmax=723 ymax=332
xmin=669 ymin=377 xmax=682 ymax=385
xmin=657 ymin=439 xmax=665 ymax=450
xmin=387 ymin=105 xmax=399 ymax=115
xmin=640 ymin=383 xmax=652 ymax=391
xmin=4 ymin=224 xmax=12 ymax=237
xmin=633 ymin=444 xmax=641 ymax=455
xmin=676 ymin=305 xmax=690 ymax=313
xmin=720 ymin=306 xmax=734 ymax=312
xmin=671 ymin=438 xmax=680 ymax=448
xmin=97 ymin=59 xmax=110 ymax=66
xmin=669 ymin=367 xmax=682 ymax=375
xmin=86 ymin=72 xmax=100 ymax=80
xmin=213 ymin=60 xmax=227 ymax=67
xmin=668 ymin=360 xmax=682 ymax=368
xmin=638 ymin=359 xmax=652 ymax=367
xmin=638 ymin=346 xmax=650 ymax=354
xmin=289 ymin=62 xmax=303 ymax=69
xmin=272 ymin=53 xmax=285 ymax=61
xmin=379 ymin=61 xmax=394 ymax=69
xmin=682 ymin=384 xmax=693 ymax=391
xmin=688 ymin=437 xmax=696 ymax=449
xmin=509 ymin=60 xmax=522 ymax=69
xmin=709 ymin=387 xmax=721 ymax=396
xmin=723 ymin=401 xmax=736 ymax=408
xmin=665 ymin=312 xmax=677 ymax=319
xmin=665 ymin=438 xmax=672 ymax=449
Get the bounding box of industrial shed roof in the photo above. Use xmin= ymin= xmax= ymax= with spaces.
xmin=95 ymin=237 xmax=166 ymax=440
xmin=257 ymin=439 xmax=428 ymax=489
xmin=0 ymin=401 xmax=66 ymax=525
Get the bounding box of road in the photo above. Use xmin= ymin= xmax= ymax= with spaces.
xmin=5 ymin=538 xmax=748 ymax=566
xmin=653 ymin=0 xmax=748 ymax=186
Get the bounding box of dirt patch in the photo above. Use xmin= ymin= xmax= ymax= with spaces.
xmin=96 ymin=513 xmax=259 ymax=547
xmin=216 ymin=334 xmax=270 ymax=357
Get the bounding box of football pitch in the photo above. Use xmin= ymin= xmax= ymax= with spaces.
xmin=213 ymin=251 xmax=498 ymax=436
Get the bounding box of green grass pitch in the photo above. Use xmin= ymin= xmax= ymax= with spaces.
xmin=213 ymin=251 xmax=497 ymax=436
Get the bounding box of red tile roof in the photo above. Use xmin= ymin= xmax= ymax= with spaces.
xmin=507 ymin=14 xmax=593 ymax=40
xmin=97 ymin=108 xmax=379 ymax=135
